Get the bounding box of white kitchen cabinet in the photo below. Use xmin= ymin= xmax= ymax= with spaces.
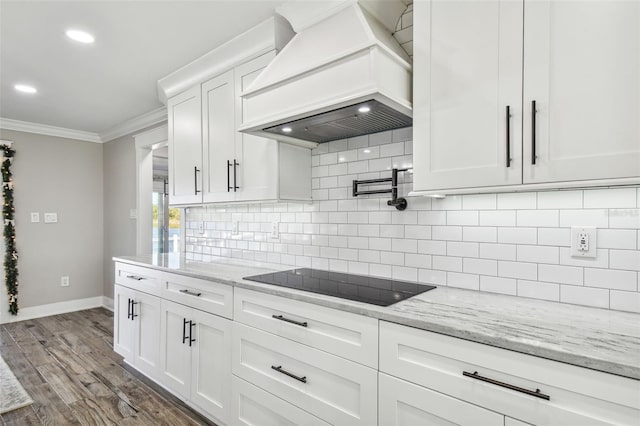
xmin=522 ymin=0 xmax=640 ymax=184
xmin=113 ymin=284 xmax=161 ymax=380
xmin=378 ymin=373 xmax=504 ymax=426
xmin=169 ymin=51 xmax=311 ymax=206
xmin=159 ymin=298 xmax=232 ymax=424
xmin=412 ymin=0 xmax=640 ymax=195
xmin=412 ymin=0 xmax=523 ymax=192
xmin=168 ymin=86 xmax=203 ymax=205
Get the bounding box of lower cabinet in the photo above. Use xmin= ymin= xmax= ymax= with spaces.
xmin=113 ymin=284 xmax=161 ymax=380
xmin=378 ymin=373 xmax=504 ymax=426
xmin=159 ymin=299 xmax=232 ymax=424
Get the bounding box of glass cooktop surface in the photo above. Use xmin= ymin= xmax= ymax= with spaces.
xmin=243 ymin=268 xmax=436 ymax=307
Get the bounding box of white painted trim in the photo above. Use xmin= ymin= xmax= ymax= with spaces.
xmin=408 ymin=178 xmax=640 ymax=197
xmin=134 ymin=124 xmax=168 ymax=149
xmin=0 ymin=117 xmax=102 ymax=143
xmin=100 ymin=107 xmax=167 ymax=142
xmin=0 ymin=139 xmax=13 ymax=147
xmin=0 ymin=296 xmax=110 ymax=324
xmin=102 ymin=296 xmax=114 ymax=312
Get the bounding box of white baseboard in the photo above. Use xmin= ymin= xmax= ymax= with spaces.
xmin=0 ymin=295 xmax=114 ymax=324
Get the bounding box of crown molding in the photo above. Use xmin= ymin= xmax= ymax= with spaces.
xmin=100 ymin=107 xmax=167 ymax=142
xmin=0 ymin=118 xmax=102 ymax=143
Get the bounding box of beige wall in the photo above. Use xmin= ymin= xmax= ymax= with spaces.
xmin=0 ymin=129 xmax=104 ymax=308
xmin=102 ymin=133 xmax=137 ymax=299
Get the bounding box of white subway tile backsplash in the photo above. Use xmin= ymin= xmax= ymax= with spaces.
xmin=187 ymin=132 xmax=639 ymax=313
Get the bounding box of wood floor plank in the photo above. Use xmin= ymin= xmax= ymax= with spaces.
xmin=27 ymin=382 xmax=82 ymax=425
xmin=36 ymin=361 xmax=93 ymax=404
xmin=0 ymin=405 xmax=41 ymax=426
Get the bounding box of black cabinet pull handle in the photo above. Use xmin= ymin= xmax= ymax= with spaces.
xmin=179 ymin=289 xmax=202 ymax=297
xmin=194 ymin=166 xmax=201 ymax=195
xmin=463 ymin=371 xmax=550 ymax=400
xmin=127 ymin=298 xmax=132 ymax=320
xmin=163 ymin=179 xmax=168 ymax=196
xmin=182 ymin=318 xmax=189 ymax=344
xmin=227 ymin=160 xmax=232 ymax=192
xmin=505 ymin=105 xmax=511 ymax=167
xmin=233 ymin=159 xmax=240 ymax=192
xmin=272 ymin=314 xmax=308 ymax=328
xmin=126 ymin=275 xmax=144 ymax=281
xmin=271 ymin=365 xmax=307 ymax=383
xmin=189 ymin=321 xmax=196 ymax=347
xmin=130 ymin=301 xmax=138 ymax=320
xmin=531 ymin=100 xmax=537 ymax=165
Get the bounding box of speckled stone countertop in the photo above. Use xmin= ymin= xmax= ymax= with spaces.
xmin=114 ymin=254 xmax=640 ymax=380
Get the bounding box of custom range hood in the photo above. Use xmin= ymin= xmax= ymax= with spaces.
xmin=238 ymin=0 xmax=412 ymax=148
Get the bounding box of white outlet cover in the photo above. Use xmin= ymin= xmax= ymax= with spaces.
xmin=61 ymin=276 xmax=70 ymax=287
xmin=30 ymin=212 xmax=40 ymax=223
xmin=571 ymin=226 xmax=597 ymax=258
xmin=270 ymin=221 xmax=279 ymax=239
xmin=44 ymin=212 xmax=58 ymax=223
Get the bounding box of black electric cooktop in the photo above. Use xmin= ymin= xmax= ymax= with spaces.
xmin=243 ymin=268 xmax=436 ymax=307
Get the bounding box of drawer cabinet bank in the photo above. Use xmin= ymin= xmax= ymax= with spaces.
xmin=113 ymin=261 xmax=640 ymax=426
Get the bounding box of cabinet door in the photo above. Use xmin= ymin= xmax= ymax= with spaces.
xmin=159 ymin=299 xmax=192 ymax=398
xmin=202 ymin=70 xmax=236 ymax=203
xmin=168 ymin=85 xmax=203 ymax=205
xmin=523 ymin=0 xmax=640 ymax=184
xmin=189 ymin=309 xmax=232 ymax=424
xmin=413 ymin=0 xmax=523 ymax=192
xmin=378 ymin=373 xmax=504 ymax=426
xmin=132 ymin=291 xmax=161 ymax=379
xmin=234 ymin=52 xmax=279 ymax=202
xmin=113 ymin=285 xmax=135 ymax=360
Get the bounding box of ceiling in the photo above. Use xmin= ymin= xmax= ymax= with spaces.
xmin=0 ymin=1 xmax=284 ymax=134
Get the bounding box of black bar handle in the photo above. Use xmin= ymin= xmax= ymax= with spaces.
xmin=463 ymin=371 xmax=550 ymax=401
xmin=126 ymin=275 xmax=144 ymax=281
xmin=227 ymin=160 xmax=232 ymax=192
xmin=271 ymin=365 xmax=307 ymax=383
xmin=130 ymin=301 xmax=138 ymax=320
xmin=194 ymin=166 xmax=201 ymax=195
xmin=163 ymin=179 xmax=168 ymax=196
xmin=182 ymin=318 xmax=189 ymax=344
xmin=233 ymin=159 xmax=240 ymax=192
xmin=531 ymin=100 xmax=537 ymax=165
xmin=506 ymin=105 xmax=511 ymax=167
xmin=189 ymin=321 xmax=196 ymax=347
xmin=272 ymin=314 xmax=308 ymax=328
xmin=180 ymin=289 xmax=202 ymax=297
xmin=127 ymin=298 xmax=132 ymax=320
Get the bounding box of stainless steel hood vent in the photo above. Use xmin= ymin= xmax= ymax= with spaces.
xmin=262 ymin=100 xmax=412 ymax=144
xmin=238 ymin=1 xmax=412 ymax=148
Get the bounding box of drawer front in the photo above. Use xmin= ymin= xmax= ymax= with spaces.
xmin=232 ymin=322 xmax=377 ymax=426
xmin=231 ymin=375 xmax=330 ymax=426
xmin=379 ymin=373 xmax=504 ymax=426
xmin=115 ymin=263 xmax=160 ymax=294
xmin=234 ymin=288 xmax=378 ymax=367
xmin=380 ymin=321 xmax=640 ymax=426
xmin=161 ymin=272 xmax=233 ymax=319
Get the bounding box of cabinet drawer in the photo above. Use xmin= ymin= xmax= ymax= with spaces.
xmin=231 ymin=375 xmax=330 ymax=426
xmin=115 ymin=263 xmax=160 ymax=294
xmin=161 ymin=272 xmax=233 ymax=319
xmin=379 ymin=373 xmax=504 ymax=426
xmin=380 ymin=321 xmax=640 ymax=426
xmin=232 ymin=322 xmax=377 ymax=426
xmin=234 ymin=288 xmax=378 ymax=367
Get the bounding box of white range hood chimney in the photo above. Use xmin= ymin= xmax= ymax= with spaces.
xmin=238 ymin=0 xmax=412 ymax=148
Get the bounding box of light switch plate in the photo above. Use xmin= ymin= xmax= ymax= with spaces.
xmin=44 ymin=212 xmax=58 ymax=223
xmin=571 ymin=226 xmax=597 ymax=258
xmin=30 ymin=212 xmax=40 ymax=223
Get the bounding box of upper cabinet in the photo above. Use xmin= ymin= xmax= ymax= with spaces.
xmin=412 ymin=0 xmax=640 ymax=195
xmin=162 ymin=17 xmax=311 ymax=206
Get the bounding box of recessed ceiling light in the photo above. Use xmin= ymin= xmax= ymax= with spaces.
xmin=66 ymin=29 xmax=95 ymax=44
xmin=363 ymin=149 xmax=371 ymax=154
xmin=358 ymin=105 xmax=371 ymax=113
xmin=282 ymin=127 xmax=292 ymax=133
xmin=14 ymin=84 xmax=37 ymax=94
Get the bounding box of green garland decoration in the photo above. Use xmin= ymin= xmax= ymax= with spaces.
xmin=1 ymin=144 xmax=18 ymax=315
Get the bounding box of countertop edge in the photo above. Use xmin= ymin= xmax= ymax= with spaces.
xmin=113 ymin=256 xmax=640 ymax=381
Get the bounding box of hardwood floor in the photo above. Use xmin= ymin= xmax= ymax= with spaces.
xmin=0 ymin=308 xmax=215 ymax=425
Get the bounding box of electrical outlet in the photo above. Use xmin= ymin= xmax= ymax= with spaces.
xmin=232 ymin=220 xmax=240 ymax=236
xmin=198 ymin=221 xmax=205 ymax=235
xmin=61 ymin=276 xmax=70 ymax=287
xmin=270 ymin=221 xmax=279 ymax=239
xmin=30 ymin=212 xmax=40 ymax=223
xmin=44 ymin=212 xmax=58 ymax=223
xmin=571 ymin=226 xmax=597 ymax=258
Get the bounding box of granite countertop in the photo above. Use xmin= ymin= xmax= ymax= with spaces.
xmin=114 ymin=254 xmax=640 ymax=380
